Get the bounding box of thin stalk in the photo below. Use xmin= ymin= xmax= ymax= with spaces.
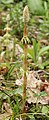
xmin=22 ymin=5 xmax=29 ymax=115
xmin=12 ymin=38 xmax=15 ymax=61
xmin=6 ymin=42 xmax=9 ymax=62
xmin=22 ymin=22 xmax=28 ymax=113
xmin=24 ymin=23 xmax=27 ymax=37
xmin=23 ymin=43 xmax=27 ymax=113
xmin=4 ymin=23 xmax=11 ymax=62
xmin=0 ymin=40 xmax=1 ymax=53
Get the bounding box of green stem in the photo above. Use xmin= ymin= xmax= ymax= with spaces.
xmin=12 ymin=38 xmax=15 ymax=61
xmin=22 ymin=20 xmax=28 ymax=115
xmin=6 ymin=44 xmax=9 ymax=62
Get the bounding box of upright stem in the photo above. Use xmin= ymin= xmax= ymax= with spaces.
xmin=23 ymin=43 xmax=27 ymax=113
xmin=6 ymin=46 xmax=8 ymax=61
xmin=5 ymin=29 xmax=9 ymax=62
xmin=12 ymin=38 xmax=15 ymax=61
xmin=24 ymin=23 xmax=27 ymax=37
xmin=23 ymin=23 xmax=28 ymax=113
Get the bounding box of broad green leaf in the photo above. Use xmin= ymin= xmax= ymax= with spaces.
xmin=28 ymin=115 xmax=35 ymax=120
xmin=28 ymin=40 xmax=40 ymax=63
xmin=33 ymin=91 xmax=47 ymax=97
xmin=37 ymin=60 xmax=49 ymax=69
xmin=42 ymin=60 xmax=49 ymax=67
xmin=37 ymin=63 xmax=44 ymax=69
xmin=27 ymin=0 xmax=44 ymax=15
xmin=44 ymin=1 xmax=48 ymax=12
xmin=38 ymin=46 xmax=49 ymax=56
xmin=33 ymin=40 xmax=37 ymax=62
xmin=42 ymin=106 xmax=48 ymax=114
xmin=39 ymin=91 xmax=47 ymax=97
xmin=13 ymin=87 xmax=23 ymax=96
xmin=28 ymin=48 xmax=33 ymax=59
xmin=1 ymin=0 xmax=13 ymax=4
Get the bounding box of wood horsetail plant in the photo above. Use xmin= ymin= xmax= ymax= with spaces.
xmin=21 ymin=6 xmax=30 ymax=113
xmin=2 ymin=14 xmax=11 ymax=62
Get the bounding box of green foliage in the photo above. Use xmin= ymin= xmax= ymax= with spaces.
xmin=42 ymin=106 xmax=48 ymax=114
xmin=28 ymin=40 xmax=40 ymax=63
xmin=27 ymin=0 xmax=44 ymax=15
xmin=28 ymin=115 xmax=35 ymax=120
xmin=27 ymin=0 xmax=49 ymax=16
xmin=5 ymin=61 xmax=22 ymax=80
xmin=11 ymin=96 xmax=20 ymax=119
xmin=34 ymin=91 xmax=47 ymax=97
xmin=0 ymin=1 xmax=49 ymax=120
xmin=28 ymin=39 xmax=49 ymax=69
xmin=0 ymin=0 xmax=13 ymax=4
xmin=38 ymin=46 xmax=49 ymax=57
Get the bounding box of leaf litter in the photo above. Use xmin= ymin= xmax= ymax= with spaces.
xmin=15 ymin=71 xmax=49 ymax=104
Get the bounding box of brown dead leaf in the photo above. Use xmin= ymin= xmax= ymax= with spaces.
xmin=0 ymin=67 xmax=8 ymax=75
xmin=15 ymin=71 xmax=49 ymax=104
xmin=2 ymin=102 xmax=12 ymax=115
